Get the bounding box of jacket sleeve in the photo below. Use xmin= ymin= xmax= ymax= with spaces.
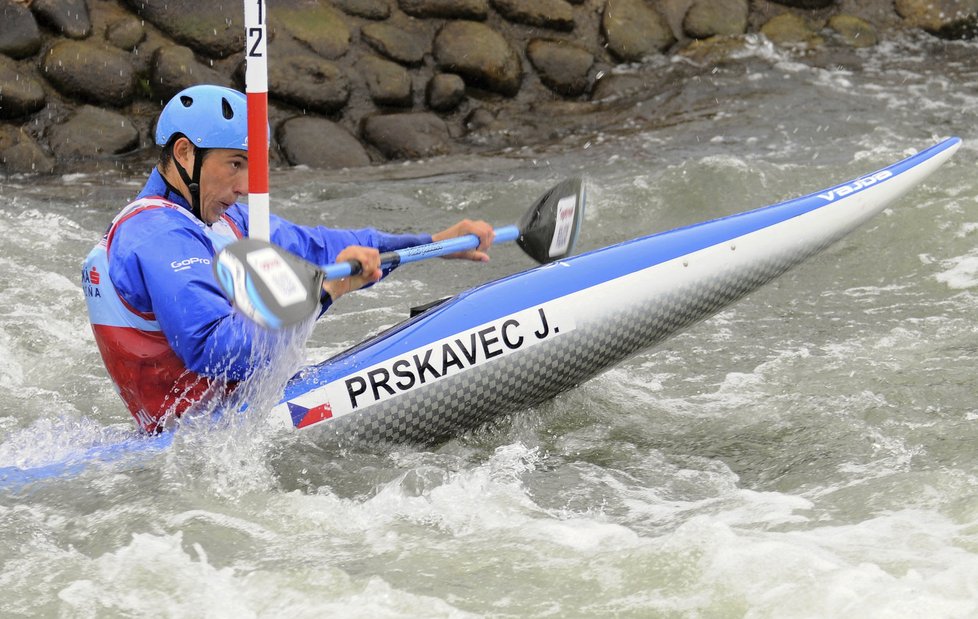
xmin=109 ymin=211 xmax=269 ymax=381
xmin=266 ymin=211 xmax=433 ymax=268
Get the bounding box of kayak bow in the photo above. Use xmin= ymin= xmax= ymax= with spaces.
xmin=276 ymin=137 xmax=961 ymax=445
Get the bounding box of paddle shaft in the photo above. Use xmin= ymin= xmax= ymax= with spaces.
xmin=322 ymin=225 xmax=519 ymax=280
xmin=215 ymin=177 xmax=583 ymax=329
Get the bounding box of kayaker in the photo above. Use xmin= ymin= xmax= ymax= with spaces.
xmin=82 ymin=84 xmax=494 ymax=433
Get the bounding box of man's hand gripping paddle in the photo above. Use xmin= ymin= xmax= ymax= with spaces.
xmin=213 ymin=177 xmax=587 ymax=329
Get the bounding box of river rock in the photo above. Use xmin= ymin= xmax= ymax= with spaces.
xmin=150 ymin=45 xmax=232 ymax=103
xmin=127 ymin=30 xmax=169 ymax=78
xmin=0 ymin=57 xmax=45 ymax=119
xmin=362 ymin=112 xmax=451 ymax=159
xmin=335 ymin=0 xmax=392 ymax=19
xmin=760 ymin=13 xmax=823 ymax=46
xmin=275 ymin=1 xmax=351 ymax=60
xmin=268 ymin=55 xmax=351 ymax=114
xmin=276 ymin=116 xmax=371 ymax=168
xmin=602 ymin=0 xmax=675 ymax=62
xmin=464 ymin=107 xmax=498 ymax=131
xmin=828 ymin=14 xmax=878 ymax=47
xmin=399 ymin=0 xmax=489 ymax=20
xmin=426 ymin=73 xmax=465 ymax=111
xmin=47 ymin=105 xmax=139 ymax=159
xmin=358 ymin=55 xmax=413 ymax=107
xmin=31 ymin=0 xmax=92 ymax=39
xmin=105 ymin=15 xmax=146 ymax=51
xmin=41 ymin=40 xmax=136 ymax=107
xmin=434 ymin=21 xmax=522 ymax=96
xmin=895 ymin=0 xmax=978 ymax=38
xmin=0 ymin=125 xmax=54 ymax=174
xmin=122 ymin=0 xmax=243 ymax=58
xmin=361 ymin=22 xmax=429 ymax=65
xmin=490 ymin=0 xmax=575 ymax=31
xmin=0 ymin=0 xmax=42 ymax=59
xmin=678 ymin=34 xmax=749 ymax=65
xmin=526 ymin=39 xmax=593 ymax=96
xmin=683 ymin=0 xmax=749 ymax=38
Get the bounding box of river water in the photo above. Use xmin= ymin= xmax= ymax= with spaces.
xmin=2 ymin=33 xmax=977 ymax=617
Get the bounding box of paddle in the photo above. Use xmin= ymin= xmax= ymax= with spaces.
xmin=213 ymin=177 xmax=586 ymax=329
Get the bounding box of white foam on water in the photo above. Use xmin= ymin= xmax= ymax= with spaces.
xmin=166 ymin=509 xmax=281 ymax=543
xmin=0 ymin=333 xmax=25 ymax=392
xmin=954 ymin=222 xmax=978 ymax=238
xmin=272 ymin=443 xmax=545 ymax=540
xmin=617 ymin=343 xmax=822 ymax=423
xmin=49 ymin=530 xmax=477 ymax=618
xmin=936 ymin=251 xmax=978 ymax=289
xmin=156 ymin=318 xmax=320 ymax=500
xmin=0 ymin=208 xmax=94 ymax=253
xmin=0 ymin=415 xmax=128 ymax=469
xmin=569 ymin=447 xmax=812 ymax=535
xmin=676 ymin=508 xmax=978 ymax=617
xmin=517 ymin=515 xmax=642 ymax=552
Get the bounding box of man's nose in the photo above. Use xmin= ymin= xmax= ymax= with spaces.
xmin=233 ymin=174 xmax=248 ymax=197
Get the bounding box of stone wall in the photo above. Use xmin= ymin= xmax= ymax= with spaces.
xmin=0 ymin=0 xmax=975 ymax=174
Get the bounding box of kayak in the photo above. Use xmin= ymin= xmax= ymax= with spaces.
xmin=274 ymin=137 xmax=961 ymax=445
xmin=0 ymin=137 xmax=961 ymax=487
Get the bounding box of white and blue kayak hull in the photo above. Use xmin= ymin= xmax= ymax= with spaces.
xmin=276 ymin=137 xmax=961 ymax=445
xmin=0 ymin=137 xmax=960 ymax=487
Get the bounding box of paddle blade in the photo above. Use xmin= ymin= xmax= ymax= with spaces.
xmin=213 ymin=238 xmax=324 ymax=329
xmin=517 ymin=177 xmax=585 ymax=263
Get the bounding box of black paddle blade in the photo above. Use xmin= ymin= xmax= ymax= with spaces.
xmin=517 ymin=177 xmax=585 ymax=263
xmin=213 ymin=238 xmax=325 ymax=329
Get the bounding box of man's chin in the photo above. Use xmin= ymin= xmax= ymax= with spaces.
xmin=204 ymin=205 xmax=229 ymax=224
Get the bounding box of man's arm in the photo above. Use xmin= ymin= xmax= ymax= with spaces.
xmin=258 ymin=209 xmax=495 ymax=303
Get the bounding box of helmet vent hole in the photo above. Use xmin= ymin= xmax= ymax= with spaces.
xmin=180 ymin=95 xmax=193 ymax=108
xmin=222 ymin=98 xmax=234 ymax=120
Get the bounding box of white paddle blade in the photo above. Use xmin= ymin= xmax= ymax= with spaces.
xmin=214 ymin=238 xmax=324 ymax=329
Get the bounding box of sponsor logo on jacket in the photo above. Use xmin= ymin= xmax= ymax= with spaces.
xmin=82 ymin=266 xmax=101 ymax=298
xmin=171 ymin=256 xmax=211 ymax=272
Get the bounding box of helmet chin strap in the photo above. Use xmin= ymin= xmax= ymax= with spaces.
xmin=172 ymin=145 xmax=207 ymax=221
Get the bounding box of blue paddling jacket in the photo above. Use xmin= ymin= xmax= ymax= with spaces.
xmin=83 ymin=168 xmax=431 ymax=432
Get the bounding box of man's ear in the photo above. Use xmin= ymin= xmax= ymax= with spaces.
xmin=171 ymin=136 xmax=195 ymax=168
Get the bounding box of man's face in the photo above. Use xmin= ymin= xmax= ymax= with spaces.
xmin=196 ymin=148 xmax=249 ymax=224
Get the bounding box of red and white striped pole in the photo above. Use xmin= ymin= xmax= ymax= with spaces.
xmin=244 ymin=0 xmax=270 ymax=241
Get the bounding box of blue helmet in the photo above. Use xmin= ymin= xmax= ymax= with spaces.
xmin=155 ymin=85 xmax=249 ymax=150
